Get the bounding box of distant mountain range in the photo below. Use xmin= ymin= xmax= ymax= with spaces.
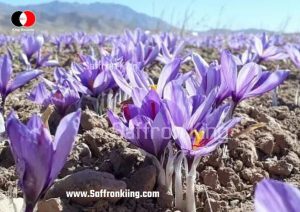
xmin=0 ymin=1 xmax=175 ymax=34
xmin=0 ymin=1 xmax=289 ymax=35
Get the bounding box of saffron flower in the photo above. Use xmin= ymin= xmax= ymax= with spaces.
xmin=188 ymin=53 xmax=230 ymax=105
xmin=111 ymin=59 xmax=190 ymax=106
xmin=154 ymin=32 xmax=185 ymax=64
xmin=252 ymin=33 xmax=287 ymax=62
xmin=71 ymin=54 xmax=119 ymax=96
xmin=34 ymin=51 xmax=59 ymax=68
xmin=21 ymin=35 xmax=44 ymax=60
xmin=53 ymin=67 xmax=91 ymax=95
xmin=29 ymin=82 xmax=80 ymax=115
xmin=220 ymin=50 xmax=289 ymax=107
xmin=20 ymin=35 xmax=58 ymax=68
xmin=108 ymin=89 xmax=173 ymax=190
xmin=157 ymin=40 xmax=185 ymax=64
xmin=6 ymin=109 xmax=81 ymax=212
xmin=130 ymin=42 xmax=159 ymax=69
xmin=163 ymin=82 xmax=240 ymax=212
xmin=108 ymin=89 xmax=171 ymax=158
xmin=233 ymin=48 xmax=256 ymax=66
xmin=0 ymin=54 xmax=42 ymax=112
xmin=255 ymin=179 xmax=300 ymax=212
xmin=164 ymin=83 xmax=240 ymax=159
xmin=125 ymin=28 xmax=148 ymax=44
xmin=285 ymin=44 xmax=300 ymax=69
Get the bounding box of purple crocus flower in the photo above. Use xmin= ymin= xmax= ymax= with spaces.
xmin=153 ymin=33 xmax=187 ymax=64
xmin=6 ymin=109 xmax=81 ymax=212
xmin=163 ymin=82 xmax=239 ymax=158
xmin=110 ymin=62 xmax=154 ymax=103
xmin=89 ymin=33 xmax=107 ymax=47
xmin=172 ymin=106 xmax=239 ymax=158
xmin=73 ymin=32 xmax=89 ymax=48
xmin=53 ymin=67 xmax=91 ymax=95
xmin=21 ymin=35 xmax=44 ymax=60
xmin=20 ymin=35 xmax=58 ymax=68
xmin=108 ymin=89 xmax=171 ymax=158
xmin=285 ymin=44 xmax=300 ymax=69
xmin=111 ymin=59 xmax=190 ymax=106
xmin=60 ymin=34 xmax=75 ymax=50
xmin=157 ymin=40 xmax=186 ymax=64
xmin=50 ymin=36 xmax=62 ymax=53
xmin=70 ymin=54 xmax=118 ymax=96
xmin=171 ymin=110 xmax=239 ymax=212
xmin=252 ymin=33 xmax=287 ymax=62
xmin=188 ymin=53 xmax=230 ymax=105
xmin=29 ymin=82 xmax=80 ymax=115
xmin=255 ymin=179 xmax=300 ymax=212
xmin=164 ymin=81 xmax=217 ymax=130
xmin=125 ymin=28 xmax=148 ymax=44
xmin=0 ymin=55 xmax=42 ymax=111
xmin=34 ymin=51 xmax=59 ymax=68
xmin=130 ymin=42 xmax=159 ymax=69
xmin=164 ymin=81 xmax=240 ymax=212
xmin=220 ymin=50 xmax=289 ymax=105
xmin=233 ymin=48 xmax=256 ymax=66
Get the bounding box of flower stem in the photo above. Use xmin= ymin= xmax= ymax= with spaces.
xmin=174 ymin=152 xmax=184 ymax=210
xmin=186 ymin=172 xmax=196 ymax=212
xmin=165 ymin=144 xmax=176 ymax=194
xmin=147 ymin=153 xmax=166 ymax=187
xmin=24 ymin=203 xmax=35 ymax=212
xmin=184 ymin=156 xmax=201 ymax=212
xmin=225 ymin=99 xmax=237 ymax=121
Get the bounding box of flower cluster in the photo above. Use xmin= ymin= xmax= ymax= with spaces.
xmin=0 ymin=30 xmax=297 ymax=212
xmin=107 ymin=38 xmax=289 ymax=211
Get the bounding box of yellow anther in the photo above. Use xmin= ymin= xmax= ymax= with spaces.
xmin=190 ymin=129 xmax=205 ymax=150
xmin=150 ymin=84 xmax=157 ymax=90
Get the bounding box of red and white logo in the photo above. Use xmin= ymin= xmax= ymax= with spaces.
xmin=11 ymin=11 xmax=36 ymax=27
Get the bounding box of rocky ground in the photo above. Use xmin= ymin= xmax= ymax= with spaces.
xmin=0 ymin=45 xmax=299 ymax=212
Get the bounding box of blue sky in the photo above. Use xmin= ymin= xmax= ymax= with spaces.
xmin=1 ymin=0 xmax=300 ymax=32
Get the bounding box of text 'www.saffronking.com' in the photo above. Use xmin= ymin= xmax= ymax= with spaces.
xmin=66 ymin=189 xmax=160 ymax=199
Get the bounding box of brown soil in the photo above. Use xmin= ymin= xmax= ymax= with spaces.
xmin=0 ymin=45 xmax=299 ymax=212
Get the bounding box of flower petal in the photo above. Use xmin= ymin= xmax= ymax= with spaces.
xmin=140 ymin=90 xmax=161 ymax=120
xmin=110 ymin=68 xmax=132 ymax=95
xmin=93 ymin=70 xmax=113 ymax=94
xmin=255 ymin=179 xmax=300 ymax=212
xmin=253 ymin=36 xmax=263 ymax=56
xmin=151 ymin=108 xmax=171 ymax=156
xmin=188 ymin=89 xmax=217 ymax=130
xmin=221 ymin=50 xmax=237 ymax=93
xmin=132 ymin=87 xmax=149 ymax=107
xmin=129 ymin=115 xmax=155 ymax=154
xmin=28 ymin=82 xmax=51 ymax=105
xmin=236 ymin=62 xmax=262 ymax=101
xmin=156 ymin=59 xmax=181 ymax=96
xmin=191 ymin=53 xmax=208 ymax=81
xmin=246 ymin=70 xmax=289 ymax=99
xmin=0 ymin=55 xmax=12 ymax=90
xmin=49 ymin=109 xmax=81 ymax=183
xmin=172 ymin=126 xmax=192 ymax=151
xmin=163 ymin=81 xmax=192 ymax=126
xmin=9 ymin=69 xmax=42 ymax=93
xmin=126 ymin=63 xmax=149 ymax=89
